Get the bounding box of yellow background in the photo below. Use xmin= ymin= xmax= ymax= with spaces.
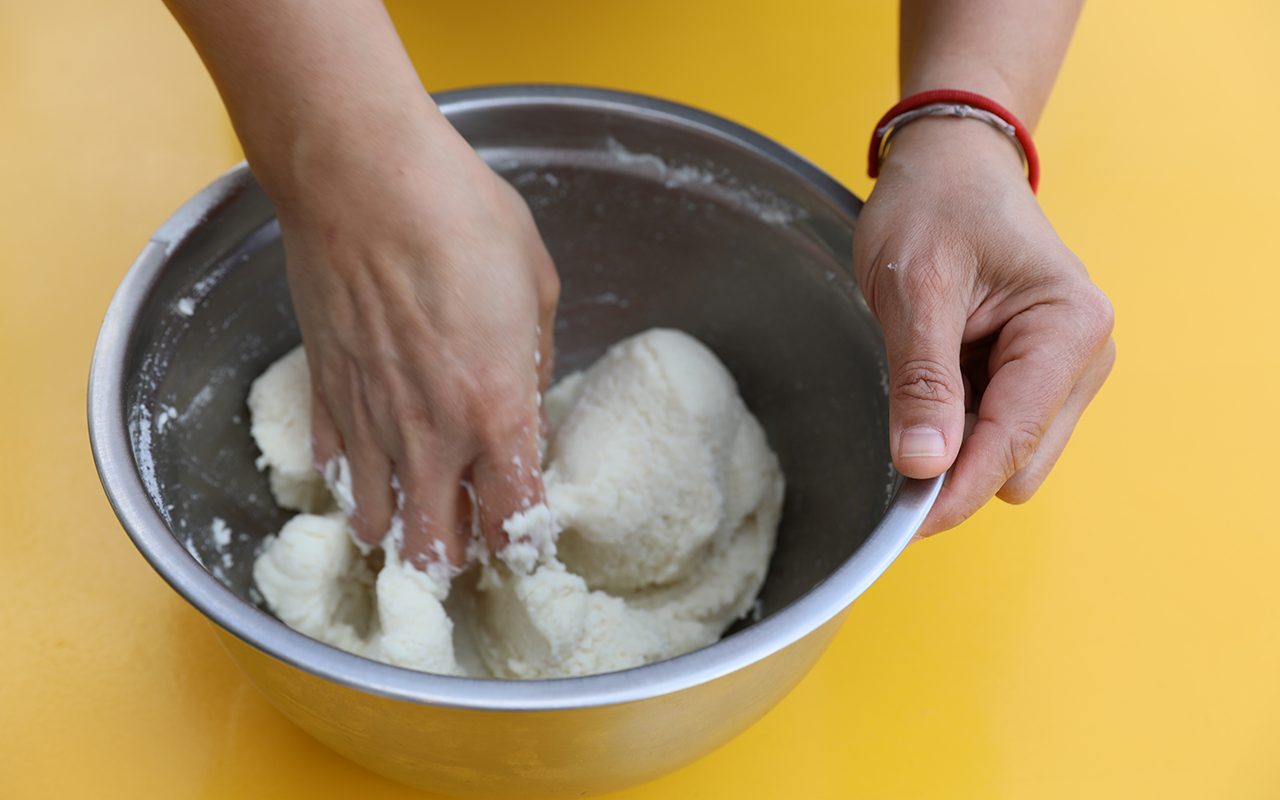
xmin=2 ymin=1 xmax=1277 ymax=797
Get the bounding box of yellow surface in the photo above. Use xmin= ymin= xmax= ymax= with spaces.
xmin=1 ymin=1 xmax=1277 ymax=797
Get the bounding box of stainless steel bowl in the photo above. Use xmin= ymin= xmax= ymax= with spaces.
xmin=88 ymin=85 xmax=940 ymax=796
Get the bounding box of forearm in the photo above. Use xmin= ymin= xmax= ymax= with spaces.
xmin=164 ymin=0 xmax=443 ymax=209
xmin=900 ymin=0 xmax=1083 ymax=129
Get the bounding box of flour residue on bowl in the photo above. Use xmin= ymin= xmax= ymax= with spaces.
xmin=602 ymin=136 xmax=809 ymax=226
xmin=127 ymin=403 xmax=165 ymax=519
xmin=481 ymin=139 xmax=810 ymax=227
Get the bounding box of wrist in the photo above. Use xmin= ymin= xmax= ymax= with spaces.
xmin=902 ymin=61 xmax=1038 ymax=129
xmin=879 ymin=115 xmax=1028 ymax=190
xmin=248 ymin=93 xmax=459 ymax=218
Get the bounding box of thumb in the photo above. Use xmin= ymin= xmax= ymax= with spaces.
xmin=877 ymin=271 xmax=967 ymax=479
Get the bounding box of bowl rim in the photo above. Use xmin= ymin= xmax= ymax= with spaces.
xmin=88 ymin=84 xmax=942 ymax=711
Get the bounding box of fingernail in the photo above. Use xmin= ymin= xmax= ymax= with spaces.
xmin=899 ymin=426 xmax=946 ymax=458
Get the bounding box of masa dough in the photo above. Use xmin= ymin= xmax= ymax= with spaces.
xmin=246 ymin=347 xmax=331 ymax=513
xmin=250 ymin=329 xmax=784 ymax=678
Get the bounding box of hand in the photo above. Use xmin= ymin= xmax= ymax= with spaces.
xmin=853 ymin=119 xmax=1115 ymax=536
xmin=273 ymin=105 xmax=559 ymax=567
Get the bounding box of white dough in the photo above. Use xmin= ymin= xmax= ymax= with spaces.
xmin=253 ymin=512 xmax=462 ymax=674
xmin=252 ymin=512 xmax=372 ymax=654
xmin=545 ymin=328 xmax=779 ymax=593
xmin=247 ymin=347 xmax=331 ymax=513
xmin=249 ymin=329 xmax=784 ymax=679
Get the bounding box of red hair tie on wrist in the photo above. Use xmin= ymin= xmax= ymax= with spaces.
xmin=868 ymin=89 xmax=1040 ymax=193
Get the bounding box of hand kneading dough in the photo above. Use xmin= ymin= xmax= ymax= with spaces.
xmin=250 ymin=328 xmax=784 ymax=679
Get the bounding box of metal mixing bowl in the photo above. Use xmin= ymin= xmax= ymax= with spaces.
xmin=88 ymin=85 xmax=940 ymax=796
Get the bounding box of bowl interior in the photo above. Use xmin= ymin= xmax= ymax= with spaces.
xmin=122 ymin=90 xmax=895 ymax=649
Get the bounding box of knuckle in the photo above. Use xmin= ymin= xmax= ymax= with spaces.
xmin=1099 ymin=337 xmax=1118 ymax=373
xmin=396 ymin=404 xmax=440 ymax=437
xmin=866 ymin=241 xmax=974 ymax=334
xmin=1003 ymin=419 xmax=1046 ymax=477
xmin=468 ymin=370 xmax=522 ymax=413
xmin=997 ymin=476 xmax=1038 ymax=505
xmin=538 ymin=266 xmax=562 ymax=315
xmin=898 ymin=231 xmax=973 ymax=290
xmin=477 ymin=406 xmax=533 ymax=452
xmin=901 ymin=253 xmax=956 ymax=299
xmin=893 ymin=358 xmax=960 ymax=408
xmin=469 ymin=381 xmax=535 ymax=450
xmin=1076 ymin=284 xmax=1116 ymax=344
xmin=873 ymin=251 xmax=956 ymax=314
xmin=354 ymin=517 xmax=387 ymax=544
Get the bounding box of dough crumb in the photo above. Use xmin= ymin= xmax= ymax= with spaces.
xmin=210 ymin=516 xmax=232 ymax=549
